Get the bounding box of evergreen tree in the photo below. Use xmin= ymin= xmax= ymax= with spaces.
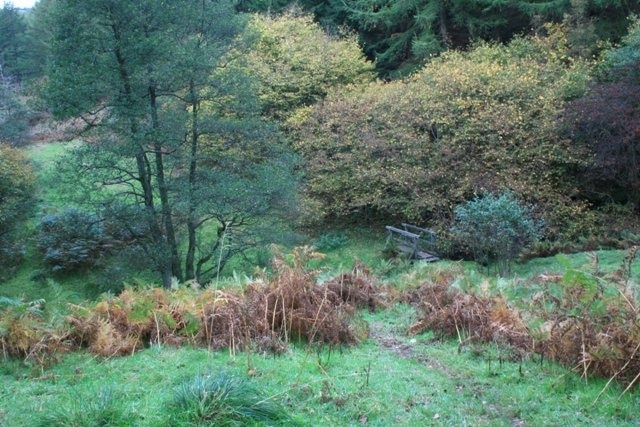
xmin=45 ymin=0 xmax=297 ymax=287
xmin=0 ymin=4 xmax=27 ymax=82
xmin=237 ymin=0 xmax=639 ymax=77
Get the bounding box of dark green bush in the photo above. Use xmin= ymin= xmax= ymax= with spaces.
xmin=452 ymin=192 xmax=541 ymax=274
xmin=36 ymin=208 xmax=111 ymax=272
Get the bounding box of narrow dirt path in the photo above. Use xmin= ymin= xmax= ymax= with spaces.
xmin=368 ymin=321 xmax=526 ymax=426
xmin=368 ymin=321 xmax=458 ymax=378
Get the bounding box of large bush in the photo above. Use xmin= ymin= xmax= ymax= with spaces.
xmin=452 ymin=192 xmax=541 ymax=274
xmin=564 ymin=18 xmax=640 ymax=209
xmin=290 ymin=30 xmax=590 ymax=235
xmin=36 ymin=208 xmax=112 ymax=272
xmin=238 ymin=9 xmax=375 ymax=119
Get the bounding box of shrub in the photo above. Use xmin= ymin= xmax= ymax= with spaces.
xmin=563 ymin=66 xmax=640 ymax=209
xmin=290 ymin=32 xmax=590 ymax=226
xmin=516 ymin=250 xmax=640 ymax=387
xmin=452 ymin=192 xmax=541 ymax=274
xmin=61 ymin=248 xmax=380 ymax=358
xmin=0 ymin=296 xmax=69 ymax=364
xmin=239 ymin=10 xmax=374 ymax=119
xmin=0 ymin=241 xmax=26 ymax=281
xmin=408 ymin=247 xmax=640 ymax=388
xmin=0 ymin=145 xmax=35 ymax=275
xmin=36 ymin=208 xmax=112 ymax=272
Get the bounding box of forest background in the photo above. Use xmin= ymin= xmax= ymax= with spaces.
xmin=2 ymin=0 xmax=640 ymax=287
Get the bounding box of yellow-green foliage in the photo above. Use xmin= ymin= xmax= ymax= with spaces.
xmin=291 ymin=30 xmax=592 ymax=239
xmin=0 ymin=145 xmax=36 ymax=233
xmin=239 ymin=10 xmax=375 ymax=118
xmin=0 ymin=297 xmax=68 ymax=364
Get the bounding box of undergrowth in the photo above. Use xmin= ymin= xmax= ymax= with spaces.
xmin=409 ymin=246 xmax=640 ymax=390
xmin=2 ymin=247 xmax=382 ymax=360
xmin=3 ymin=246 xmax=640 ymax=389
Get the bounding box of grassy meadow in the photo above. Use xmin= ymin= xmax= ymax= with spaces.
xmin=2 ymin=300 xmax=640 ymax=426
xmin=1 ymin=141 xmax=639 ymax=426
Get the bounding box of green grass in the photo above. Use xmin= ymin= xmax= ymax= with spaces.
xmin=3 ymin=143 xmax=638 ymax=426
xmin=2 ymin=304 xmax=638 ymax=426
xmin=511 ymin=249 xmax=640 ymax=281
xmin=2 ymin=222 xmax=639 ymax=425
xmin=26 ymin=141 xmax=79 ymax=212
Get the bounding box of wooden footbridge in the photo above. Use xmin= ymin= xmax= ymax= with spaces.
xmin=385 ymin=223 xmax=439 ymax=261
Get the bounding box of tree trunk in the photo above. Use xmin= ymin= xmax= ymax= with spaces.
xmin=109 ymin=11 xmax=173 ymax=288
xmin=438 ymin=2 xmax=450 ymax=49
xmin=185 ymin=84 xmax=199 ymax=280
xmin=149 ymin=83 xmax=183 ymax=283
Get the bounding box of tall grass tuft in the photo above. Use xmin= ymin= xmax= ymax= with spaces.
xmin=35 ymin=385 xmax=132 ymax=427
xmin=169 ymin=371 xmax=292 ymax=426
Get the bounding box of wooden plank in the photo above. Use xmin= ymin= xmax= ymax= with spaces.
xmin=385 ymin=225 xmax=420 ymax=239
xmin=401 ymin=223 xmax=433 ymax=236
xmin=397 ymin=244 xmax=417 ymax=255
xmin=402 ymin=223 xmax=436 ymax=243
xmin=415 ymin=250 xmax=439 ymax=262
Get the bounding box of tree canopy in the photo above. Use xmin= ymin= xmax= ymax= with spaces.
xmin=44 ymin=0 xmax=298 ymax=287
xmin=0 ymin=4 xmax=27 ymax=82
xmin=236 ymin=9 xmax=375 ymax=119
xmin=238 ymin=0 xmax=640 ymax=77
xmin=564 ymin=18 xmax=640 ymax=209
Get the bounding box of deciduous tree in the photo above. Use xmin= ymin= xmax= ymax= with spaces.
xmin=234 ymin=9 xmax=374 ymax=119
xmin=290 ymin=31 xmax=590 ymax=237
xmin=564 ymin=18 xmax=640 ymax=209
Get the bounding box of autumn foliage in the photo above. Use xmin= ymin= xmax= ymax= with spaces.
xmin=63 ymin=247 xmax=380 ymax=357
xmin=289 ymin=31 xmax=591 ymax=240
xmin=564 ymin=67 xmax=640 ymax=208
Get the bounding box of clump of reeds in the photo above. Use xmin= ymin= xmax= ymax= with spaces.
xmin=35 ymin=386 xmax=131 ymax=427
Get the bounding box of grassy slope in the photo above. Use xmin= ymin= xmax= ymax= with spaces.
xmin=2 ymin=142 xmax=639 ymax=425
xmin=0 ymin=142 xmax=102 ymax=310
xmin=2 ymin=305 xmax=638 ymax=426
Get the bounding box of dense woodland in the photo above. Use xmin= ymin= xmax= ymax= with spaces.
xmin=0 ymin=0 xmax=639 ymax=284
